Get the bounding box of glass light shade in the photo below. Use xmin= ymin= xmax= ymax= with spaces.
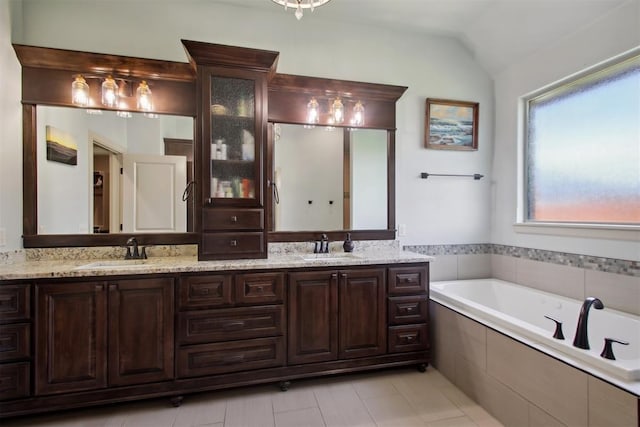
xmin=136 ymin=80 xmax=153 ymax=111
xmin=307 ymin=97 xmax=320 ymax=123
xmin=331 ymin=98 xmax=344 ymax=124
xmin=101 ymin=76 xmax=119 ymax=108
xmin=352 ymin=101 xmax=365 ymax=126
xmin=71 ymin=75 xmax=90 ymax=107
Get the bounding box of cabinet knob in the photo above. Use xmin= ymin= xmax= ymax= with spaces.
xmin=108 ymin=284 xmax=117 ymax=291
xmin=95 ymin=284 xmax=104 ymax=291
xmin=256 ymin=286 xmax=264 ymax=293
xmin=331 ymin=273 xmax=338 ymax=279
xmin=230 ymin=239 xmax=238 ymax=247
xmin=230 ymin=215 xmax=238 ymax=223
xmin=340 ymin=273 xmax=347 ymax=279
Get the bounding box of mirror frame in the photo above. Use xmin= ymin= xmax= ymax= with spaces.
xmin=14 ymin=43 xmax=199 ymax=247
xmin=267 ymin=73 xmax=407 ymax=242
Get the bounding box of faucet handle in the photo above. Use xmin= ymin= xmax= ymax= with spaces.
xmin=140 ymin=246 xmax=148 ymax=260
xmin=544 ymin=315 xmax=565 ymax=340
xmin=124 ymin=247 xmax=132 ymax=259
xmin=600 ymin=338 xmax=629 ymax=360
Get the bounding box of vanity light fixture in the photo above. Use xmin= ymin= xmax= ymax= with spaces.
xmin=271 ymin=0 xmax=331 ymax=20
xmin=101 ymin=75 xmax=119 ymax=108
xmin=352 ymin=100 xmax=365 ymax=126
xmin=71 ymin=75 xmax=90 ymax=107
xmin=330 ymin=97 xmax=344 ymax=124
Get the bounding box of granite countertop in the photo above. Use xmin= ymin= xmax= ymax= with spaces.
xmin=0 ymin=249 xmax=434 ymax=281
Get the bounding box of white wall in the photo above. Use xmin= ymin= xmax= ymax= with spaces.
xmin=491 ymin=1 xmax=640 ymax=261
xmin=351 ymin=129 xmax=387 ymax=230
xmin=6 ymin=0 xmax=493 ymax=250
xmin=0 ymin=0 xmax=23 ymax=250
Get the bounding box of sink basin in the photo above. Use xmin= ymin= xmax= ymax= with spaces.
xmin=74 ymin=260 xmax=155 ymax=270
xmin=299 ymin=253 xmax=361 ymax=262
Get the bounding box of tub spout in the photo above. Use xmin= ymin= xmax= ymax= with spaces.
xmin=573 ymin=297 xmax=604 ymax=349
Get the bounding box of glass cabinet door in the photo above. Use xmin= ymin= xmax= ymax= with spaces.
xmin=208 ymin=75 xmax=258 ymax=202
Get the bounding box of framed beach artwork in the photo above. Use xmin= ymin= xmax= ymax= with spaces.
xmin=425 ymin=98 xmax=479 ymax=151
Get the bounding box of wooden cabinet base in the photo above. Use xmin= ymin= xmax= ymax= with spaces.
xmin=0 ymin=351 xmax=428 ymax=418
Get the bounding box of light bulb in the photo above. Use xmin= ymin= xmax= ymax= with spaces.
xmin=101 ymin=76 xmax=119 ymax=108
xmin=71 ymin=75 xmax=90 ymax=107
xmin=331 ymin=98 xmax=344 ymax=124
xmin=307 ymin=97 xmax=319 ymax=124
xmin=136 ymin=80 xmax=153 ymax=112
xmin=352 ymin=101 xmax=365 ymax=126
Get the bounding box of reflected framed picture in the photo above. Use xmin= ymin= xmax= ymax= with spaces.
xmin=425 ymin=98 xmax=478 ymax=151
xmin=46 ymin=125 xmax=78 ymax=165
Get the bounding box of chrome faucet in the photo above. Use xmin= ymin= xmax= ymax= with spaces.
xmin=573 ymin=297 xmax=604 ymax=349
xmin=124 ymin=237 xmax=147 ymax=260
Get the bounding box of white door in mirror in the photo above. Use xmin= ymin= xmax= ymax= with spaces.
xmin=122 ymin=154 xmax=187 ymax=233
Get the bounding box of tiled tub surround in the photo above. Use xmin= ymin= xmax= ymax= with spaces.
xmin=431 ymin=302 xmax=638 ymax=427
xmin=408 ymin=244 xmax=640 ymax=317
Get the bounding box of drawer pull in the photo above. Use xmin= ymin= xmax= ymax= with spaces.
xmin=230 ymin=215 xmax=238 ymax=223
xmin=256 ymin=286 xmax=264 ymax=293
xmin=222 ymin=354 xmax=245 ymax=364
xmin=222 ymin=321 xmax=246 ymax=330
xmin=230 ymin=240 xmax=238 ymax=247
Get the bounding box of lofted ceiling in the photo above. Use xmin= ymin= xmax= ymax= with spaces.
xmin=211 ymin=0 xmax=630 ymax=75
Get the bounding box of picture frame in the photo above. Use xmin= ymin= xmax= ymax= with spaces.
xmin=425 ymin=98 xmax=478 ymax=151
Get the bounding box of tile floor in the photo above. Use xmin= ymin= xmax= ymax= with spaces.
xmin=3 ymin=367 xmax=504 ymax=427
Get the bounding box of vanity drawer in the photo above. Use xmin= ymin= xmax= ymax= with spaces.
xmin=177 ymin=336 xmax=285 ymax=378
xmin=235 ymin=272 xmax=284 ymax=305
xmin=179 ymin=275 xmax=232 ymax=310
xmin=388 ymin=266 xmax=428 ymax=295
xmin=202 ymin=208 xmax=264 ymax=231
xmin=388 ymin=295 xmax=428 ymax=325
xmin=0 ymin=362 xmax=30 ymax=400
xmin=0 ymin=323 xmax=30 ymax=362
xmin=201 ymin=232 xmax=264 ymax=257
xmin=0 ymin=285 xmax=30 ymax=323
xmin=178 ymin=305 xmax=285 ymax=344
xmin=388 ymin=324 xmax=429 ymax=353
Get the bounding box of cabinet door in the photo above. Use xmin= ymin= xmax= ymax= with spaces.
xmin=35 ymin=282 xmax=107 ymax=395
xmin=288 ymin=271 xmax=338 ymax=365
xmin=108 ymin=278 xmax=174 ymax=386
xmin=204 ymin=67 xmax=265 ymax=206
xmin=339 ymin=268 xmax=387 ymax=359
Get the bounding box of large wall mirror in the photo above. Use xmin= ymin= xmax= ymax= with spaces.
xmin=36 ymin=106 xmax=194 ymax=236
xmin=14 ymin=43 xmax=197 ymax=247
xmin=267 ymin=73 xmax=406 ymax=242
xmin=271 ymin=124 xmax=388 ymax=232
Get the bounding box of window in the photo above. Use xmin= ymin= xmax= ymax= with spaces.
xmin=523 ymin=53 xmax=639 ymax=227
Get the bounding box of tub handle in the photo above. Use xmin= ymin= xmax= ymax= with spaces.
xmin=544 ymin=315 xmax=565 ymax=340
xmin=600 ymin=338 xmax=629 ymax=360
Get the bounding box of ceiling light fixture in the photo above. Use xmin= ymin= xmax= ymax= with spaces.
xmin=271 ymin=0 xmax=331 ymax=20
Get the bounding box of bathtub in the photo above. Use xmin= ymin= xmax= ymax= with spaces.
xmin=430 ymin=279 xmax=640 ymax=385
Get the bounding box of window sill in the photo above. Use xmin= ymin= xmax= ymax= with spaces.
xmin=513 ymin=222 xmax=640 ymax=241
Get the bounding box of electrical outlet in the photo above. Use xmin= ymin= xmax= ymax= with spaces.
xmin=0 ymin=228 xmax=5 ymax=247
xmin=398 ymin=224 xmax=407 ymax=236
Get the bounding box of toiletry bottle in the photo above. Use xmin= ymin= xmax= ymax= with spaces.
xmin=343 ymin=233 xmax=354 ymax=252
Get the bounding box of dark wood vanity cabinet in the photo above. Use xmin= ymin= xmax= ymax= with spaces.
xmin=0 ymin=262 xmax=429 ymax=418
xmin=182 ymin=40 xmax=279 ymax=261
xmin=176 ymin=271 xmax=286 ymax=378
xmin=0 ymin=285 xmax=31 ymax=400
xmin=288 ymin=268 xmax=387 ymax=365
xmin=387 ymin=266 xmax=430 ymax=354
xmin=34 ymin=278 xmax=174 ymax=395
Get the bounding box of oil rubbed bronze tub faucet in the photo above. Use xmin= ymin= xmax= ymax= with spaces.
xmin=573 ymin=297 xmax=604 ymax=349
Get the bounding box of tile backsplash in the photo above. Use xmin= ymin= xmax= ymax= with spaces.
xmin=404 ymin=243 xmax=639 ymax=277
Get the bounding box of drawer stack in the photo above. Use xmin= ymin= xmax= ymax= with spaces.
xmin=177 ymin=272 xmax=285 ymax=378
xmin=0 ymin=284 xmax=31 ymax=400
xmin=387 ymin=266 xmax=429 ymax=353
xmin=200 ymin=208 xmax=266 ymax=260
